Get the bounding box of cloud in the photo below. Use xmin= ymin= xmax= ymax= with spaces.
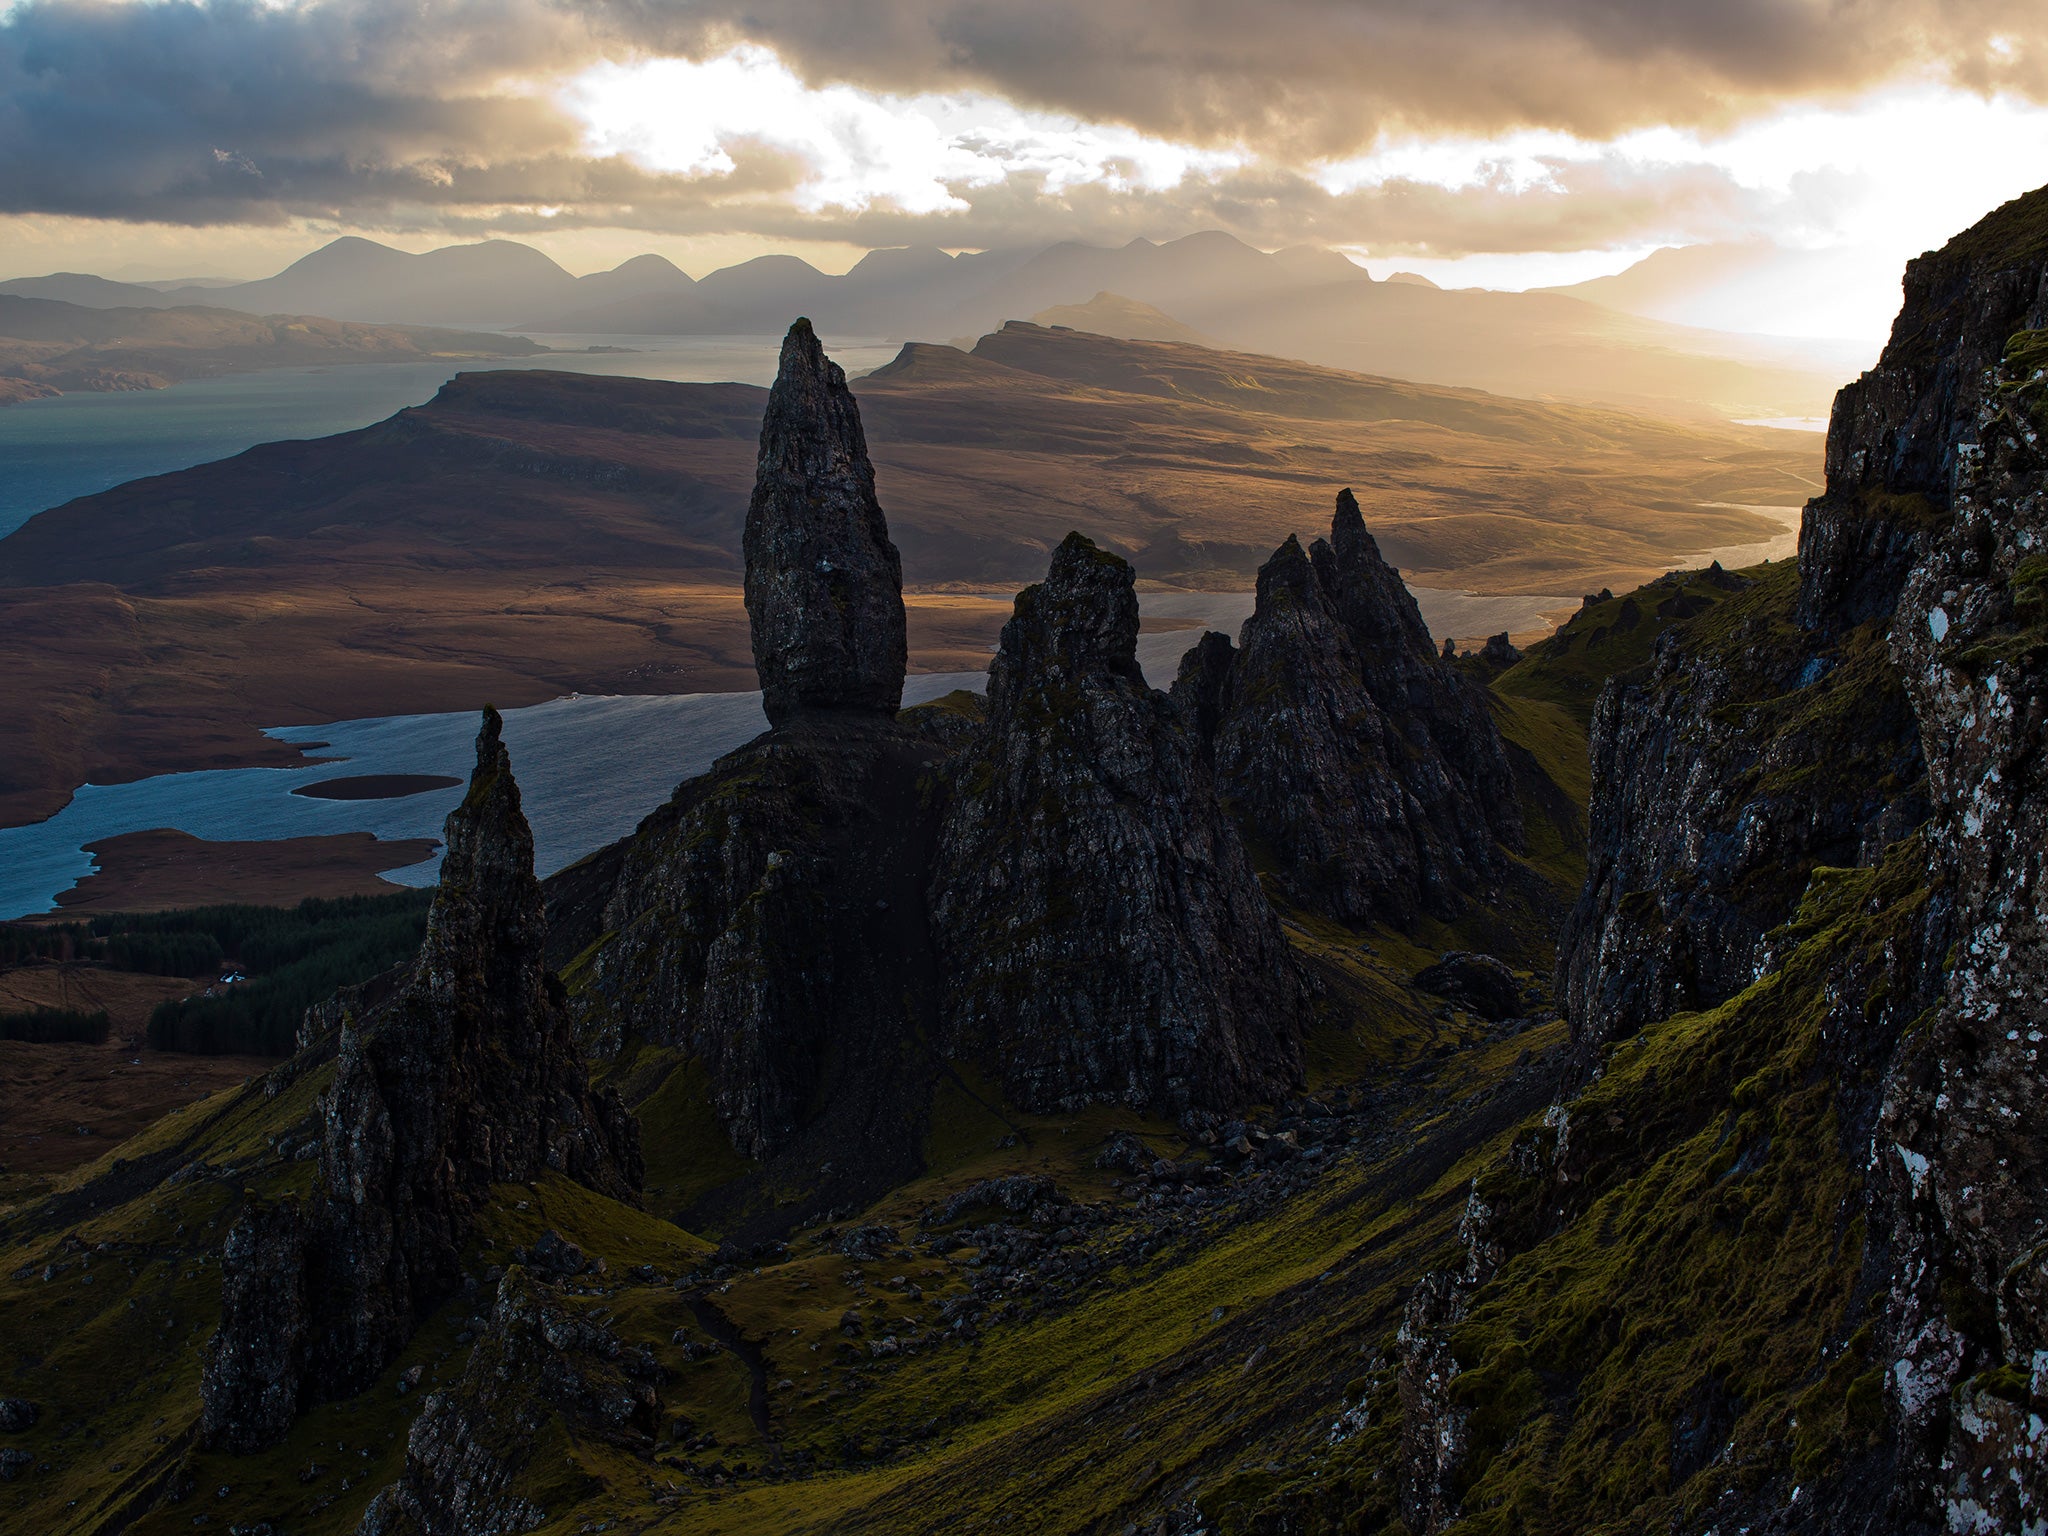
xmin=643 ymin=0 xmax=2048 ymax=153
xmin=0 ymin=0 xmax=2043 ymax=264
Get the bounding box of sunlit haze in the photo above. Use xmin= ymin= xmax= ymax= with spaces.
xmin=5 ymin=1 xmax=2048 ymax=340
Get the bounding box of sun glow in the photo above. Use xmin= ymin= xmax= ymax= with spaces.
xmin=563 ymin=46 xmax=1243 ymax=217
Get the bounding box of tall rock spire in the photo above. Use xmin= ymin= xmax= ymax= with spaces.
xmin=930 ymin=533 xmax=1308 ymax=1115
xmin=200 ymin=709 xmax=640 ymax=1454
xmin=744 ymin=317 xmax=908 ymax=725
xmin=1183 ymin=490 xmax=1521 ymax=928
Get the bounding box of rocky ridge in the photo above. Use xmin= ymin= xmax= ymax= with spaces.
xmin=1876 ymin=308 xmax=2048 ymax=1528
xmin=567 ymin=323 xmax=1325 ymax=1190
xmin=1548 ymin=186 xmax=2048 ymax=1529
xmin=199 ymin=709 xmax=641 ymax=1453
xmin=930 ymin=531 xmax=1309 ymax=1115
xmin=1177 ymin=490 xmax=1522 ymax=928
xmin=15 ymin=284 xmax=1967 ymax=1536
xmin=1560 ymin=196 xmax=2048 ymax=1055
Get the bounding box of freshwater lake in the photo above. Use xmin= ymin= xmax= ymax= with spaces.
xmin=0 ymin=585 xmax=1581 ymax=919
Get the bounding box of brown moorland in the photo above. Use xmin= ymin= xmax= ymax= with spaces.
xmin=0 ymin=324 xmax=1821 ymax=829
xmin=0 ymin=963 xmax=269 ymax=1181
xmin=48 ymin=829 xmax=443 ymax=913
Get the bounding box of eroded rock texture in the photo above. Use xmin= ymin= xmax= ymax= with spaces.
xmin=1561 ymin=200 xmax=2048 ymax=1056
xmin=570 ymin=713 xmax=948 ymax=1187
xmin=563 ymin=324 xmax=947 ymax=1210
xmin=355 ymin=1266 xmax=664 ymax=1536
xmin=199 ymin=1198 xmax=310 ymax=1455
xmin=1551 ymin=185 xmax=2048 ymax=1529
xmin=1184 ymin=491 xmax=1520 ymax=927
xmin=1878 ymin=311 xmax=2048 ymax=1534
xmin=744 ymin=316 xmax=906 ymax=725
xmin=201 ymin=710 xmax=641 ymax=1454
xmin=930 ymin=531 xmax=1308 ymax=1115
xmin=1554 ymin=562 xmax=1926 ymax=1048
xmin=1395 ymin=1186 xmax=1501 ymax=1535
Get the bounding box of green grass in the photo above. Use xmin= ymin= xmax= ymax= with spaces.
xmin=1494 ymin=568 xmax=1759 ymax=730
xmin=621 ymin=1047 xmax=763 ymax=1222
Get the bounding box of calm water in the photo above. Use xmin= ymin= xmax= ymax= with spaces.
xmin=0 ymin=675 xmax=979 ymax=921
xmin=0 ymin=586 xmax=1568 ymax=917
xmin=0 ymin=333 xmax=899 ymax=539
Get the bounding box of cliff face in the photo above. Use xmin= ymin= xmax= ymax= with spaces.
xmin=1554 ymin=562 xmax=1927 ymax=1046
xmin=1549 ymin=188 xmax=2048 ymax=1529
xmin=1877 ymin=315 xmax=2048 ymax=1530
xmin=1561 ymin=197 xmax=2048 ymax=1055
xmin=1187 ymin=493 xmax=1520 ymax=927
xmin=744 ymin=317 xmax=907 ymax=724
xmin=574 ymin=715 xmax=946 ymax=1184
xmin=930 ymin=532 xmax=1309 ymax=1115
xmin=1801 ymin=201 xmax=2048 ymax=631
xmin=200 ymin=710 xmax=641 ymax=1454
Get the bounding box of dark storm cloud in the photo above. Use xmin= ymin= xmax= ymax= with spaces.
xmin=0 ymin=0 xmax=2036 ymax=246
xmin=0 ymin=0 xmax=618 ymax=224
xmin=652 ymin=0 xmax=2048 ymax=152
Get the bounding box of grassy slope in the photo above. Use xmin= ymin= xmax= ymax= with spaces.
xmin=0 ymin=554 xmax=1917 ymax=1536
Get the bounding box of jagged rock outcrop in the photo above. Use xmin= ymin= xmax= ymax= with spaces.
xmin=1552 ymin=186 xmax=2048 ymax=1529
xmin=200 ymin=1199 xmax=311 ymax=1455
xmin=1554 ymin=565 xmax=1926 ymax=1047
xmin=1395 ymin=1185 xmax=1501 ymax=1534
xmin=1480 ymin=632 xmax=1520 ymax=667
xmin=1799 ymin=201 xmax=2048 ymax=634
xmin=565 ymin=329 xmax=945 ymax=1201
xmin=744 ymin=317 xmax=906 ymax=725
xmin=355 ymin=1266 xmax=664 ymax=1536
xmin=1559 ymin=197 xmax=2048 ymax=1056
xmin=570 ymin=713 xmax=947 ymax=1182
xmin=930 ymin=531 xmax=1308 ymax=1115
xmin=1413 ymin=951 xmax=1521 ymax=1022
xmin=1179 ymin=491 xmax=1520 ymax=927
xmin=201 ymin=710 xmax=641 ymax=1453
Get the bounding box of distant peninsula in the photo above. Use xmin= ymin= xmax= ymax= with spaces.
xmin=0 ymin=295 xmax=545 ymax=404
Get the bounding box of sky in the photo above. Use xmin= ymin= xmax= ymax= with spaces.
xmin=4 ymin=0 xmax=2047 ymax=341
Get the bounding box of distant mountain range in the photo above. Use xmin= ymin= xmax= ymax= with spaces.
xmin=0 ymin=238 xmax=692 ymax=327
xmin=2 ymin=232 xmax=1855 ymax=420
